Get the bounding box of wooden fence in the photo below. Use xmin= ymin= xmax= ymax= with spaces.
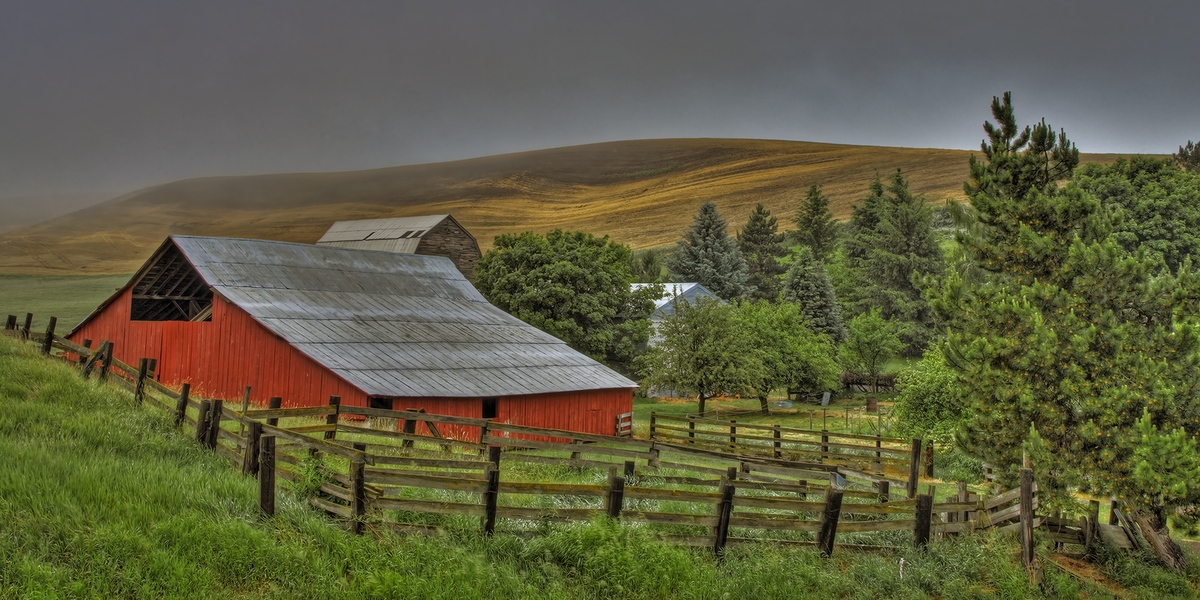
xmin=0 ymin=314 xmax=1089 ymax=564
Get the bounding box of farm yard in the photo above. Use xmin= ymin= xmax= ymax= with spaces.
xmin=4 ymin=312 xmax=1199 ymax=598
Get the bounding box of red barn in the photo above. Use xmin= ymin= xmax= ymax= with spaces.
xmin=69 ymin=236 xmax=636 ymax=438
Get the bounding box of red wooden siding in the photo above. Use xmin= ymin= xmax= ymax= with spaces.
xmin=69 ymin=289 xmax=633 ymax=439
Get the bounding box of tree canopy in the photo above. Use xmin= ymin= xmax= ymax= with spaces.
xmin=838 ymin=308 xmax=903 ymax=392
xmin=933 ymin=94 xmax=1200 ymax=557
xmin=667 ymin=202 xmax=750 ymax=300
xmin=737 ymin=203 xmax=788 ymax=302
xmin=475 ymin=229 xmax=661 ymax=371
xmin=735 ymin=300 xmax=841 ymax=413
xmin=781 ymin=246 xmax=846 ymax=343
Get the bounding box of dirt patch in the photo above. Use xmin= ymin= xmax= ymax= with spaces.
xmin=1048 ymin=553 xmax=1129 ymax=598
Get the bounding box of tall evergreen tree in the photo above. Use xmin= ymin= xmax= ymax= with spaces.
xmin=1175 ymin=140 xmax=1199 ymax=172
xmin=793 ymin=184 xmax=838 ymax=260
xmin=934 ymin=93 xmax=1200 ymax=567
xmin=782 ymin=246 xmax=846 ymax=343
xmin=737 ymin=203 xmax=787 ymax=302
xmin=667 ymin=202 xmax=750 ymax=300
xmin=834 ymin=170 xmax=944 ymax=353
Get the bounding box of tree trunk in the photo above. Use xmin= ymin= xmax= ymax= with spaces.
xmin=698 ymin=394 xmax=707 ymax=415
xmin=1132 ymin=512 xmax=1187 ymax=571
xmin=758 ymin=395 xmax=769 ymax=415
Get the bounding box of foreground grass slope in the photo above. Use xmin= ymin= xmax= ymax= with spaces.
xmin=0 ymin=138 xmax=1126 ymax=275
xmin=2 ymin=334 xmax=1191 ymax=598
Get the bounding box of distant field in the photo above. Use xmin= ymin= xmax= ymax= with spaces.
xmin=0 ymin=273 xmax=130 ymax=332
xmin=0 ymin=138 xmax=1129 ymax=275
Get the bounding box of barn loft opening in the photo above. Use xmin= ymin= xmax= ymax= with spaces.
xmin=130 ymin=243 xmax=213 ymax=321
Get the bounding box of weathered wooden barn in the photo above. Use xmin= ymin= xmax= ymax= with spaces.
xmin=69 ymin=236 xmax=635 ymax=437
xmin=315 ymin=214 xmax=481 ymax=282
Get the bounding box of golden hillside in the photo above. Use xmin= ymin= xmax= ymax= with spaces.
xmin=0 ymin=138 xmax=1119 ymax=274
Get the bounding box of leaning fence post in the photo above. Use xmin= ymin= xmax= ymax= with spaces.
xmin=324 ymin=395 xmax=342 ymax=441
xmin=195 ymin=400 xmax=211 ymax=444
xmin=21 ymin=313 xmax=32 ymax=340
xmin=174 ymin=383 xmax=191 ymax=428
xmin=483 ymin=445 xmax=501 ymax=535
xmin=259 ymin=436 xmax=275 ymax=518
xmin=907 ymin=438 xmax=922 ymax=498
xmin=773 ymin=425 xmax=782 ymax=459
xmin=78 ymin=339 xmax=92 ymax=366
xmin=351 ymin=442 xmax=367 ymax=535
xmin=817 ymin=483 xmax=845 ymax=557
xmin=1109 ymin=499 xmax=1120 ymax=525
xmin=1019 ymin=468 xmax=1035 ymax=568
xmin=243 ymin=420 xmax=263 ymax=476
xmin=205 ymin=399 xmax=224 ymax=450
xmin=914 ymin=493 xmax=933 ymax=549
xmin=81 ymin=340 xmax=108 ymax=378
xmin=40 ymin=316 xmax=57 ymax=355
xmin=97 ymin=342 xmax=113 ymax=381
xmin=3 ymin=315 xmax=15 ymax=331
xmin=713 ymin=468 xmax=737 ymax=557
xmin=134 ymin=358 xmax=149 ymax=404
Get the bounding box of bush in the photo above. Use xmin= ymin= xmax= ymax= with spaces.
xmin=893 ymin=347 xmax=963 ymax=444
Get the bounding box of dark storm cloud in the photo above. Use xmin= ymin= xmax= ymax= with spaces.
xmin=0 ymin=0 xmax=1196 ymax=201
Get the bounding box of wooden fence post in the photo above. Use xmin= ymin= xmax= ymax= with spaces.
xmin=174 ymin=383 xmax=191 ymax=428
xmin=78 ymin=339 xmax=92 ymax=366
xmin=907 ymin=439 xmax=922 ymax=498
xmin=649 ymin=412 xmax=656 ymax=438
xmin=324 ymin=395 xmax=341 ymax=441
xmin=797 ymin=479 xmax=808 ymax=500
xmin=623 ymin=460 xmax=635 ymax=478
xmin=351 ymin=442 xmax=366 ymax=535
xmin=205 ymin=399 xmax=224 ymax=450
xmin=1086 ymin=499 xmax=1100 ymax=548
xmin=4 ymin=315 xmax=15 ymax=331
xmin=243 ymin=420 xmax=262 ymax=476
xmin=817 ymin=485 xmax=845 ymax=557
xmin=237 ymin=386 xmax=252 ymax=442
xmin=401 ymin=412 xmax=417 ymax=449
xmin=40 ymin=316 xmax=57 ymax=355
xmin=955 ymin=481 xmax=968 ymax=531
xmin=1109 ymin=499 xmax=1120 ymax=525
xmin=729 ymin=420 xmax=737 ymax=450
xmin=266 ymin=397 xmax=282 ymax=426
xmin=1019 ymin=468 xmax=1035 ymax=568
xmin=133 ymin=358 xmax=149 ymax=404
xmin=877 ymin=480 xmax=890 ymax=503
xmin=483 ymin=445 xmax=501 ymax=535
xmin=147 ymin=358 xmax=157 ymax=378
xmin=874 ymin=437 xmax=882 ymax=472
xmin=607 ymin=472 xmax=626 ymax=519
xmin=21 ymin=313 xmax=32 ymax=340
xmin=773 ymin=425 xmax=781 ymax=459
xmin=259 ymin=436 xmax=275 ymax=518
xmin=924 ymin=442 xmax=935 ymax=478
xmin=914 ymin=493 xmax=933 ymax=549
xmin=195 ymin=400 xmax=211 ymax=444
xmin=688 ymin=417 xmax=695 ymax=444
xmin=713 ymin=471 xmax=736 ymax=557
xmin=97 ymin=342 xmax=113 ymax=381
xmin=820 ymin=430 xmax=829 ymax=462
xmin=647 ymin=443 xmax=660 ymax=468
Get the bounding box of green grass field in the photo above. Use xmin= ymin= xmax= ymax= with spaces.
xmin=5 ymin=333 xmax=1165 ymax=599
xmin=0 ymin=273 xmax=130 ymax=332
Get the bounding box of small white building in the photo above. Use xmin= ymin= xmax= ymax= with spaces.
xmin=631 ymin=282 xmax=721 ymax=398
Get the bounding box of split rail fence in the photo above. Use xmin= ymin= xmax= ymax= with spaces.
xmin=2 ymin=313 xmax=1071 ymax=561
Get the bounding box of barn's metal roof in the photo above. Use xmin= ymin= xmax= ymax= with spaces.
xmin=171 ymin=236 xmax=635 ymax=397
xmin=630 ymin=282 xmax=720 ymax=318
xmin=315 ymin=215 xmax=454 ymax=254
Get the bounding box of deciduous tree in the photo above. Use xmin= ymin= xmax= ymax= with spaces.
xmin=735 ymin=300 xmax=840 ymax=414
xmin=838 ymin=308 xmax=903 ymax=392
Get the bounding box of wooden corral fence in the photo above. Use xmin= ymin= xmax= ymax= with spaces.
xmin=649 ymin=413 xmax=934 ymax=498
xmin=0 ymin=313 xmax=1107 ymax=566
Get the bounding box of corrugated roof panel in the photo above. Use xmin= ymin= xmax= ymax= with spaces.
xmin=170 ymin=235 xmax=636 ymax=398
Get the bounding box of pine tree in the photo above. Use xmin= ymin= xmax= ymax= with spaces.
xmin=667 ymin=202 xmax=751 ymax=300
xmin=793 ymin=184 xmax=838 ymax=260
xmin=834 ymin=170 xmax=944 ymax=353
xmin=782 ymin=246 xmax=846 ymax=343
xmin=738 ymin=203 xmax=787 ymax=302
xmin=933 ymin=93 xmax=1200 ymax=565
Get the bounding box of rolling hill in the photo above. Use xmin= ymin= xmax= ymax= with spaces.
xmin=0 ymin=138 xmax=1121 ymax=274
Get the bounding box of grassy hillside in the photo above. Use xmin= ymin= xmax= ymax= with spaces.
xmin=0 ymin=138 xmax=1124 ymax=274
xmin=1 ymin=333 xmax=1156 ymax=599
xmin=0 ymin=273 xmax=130 ymax=333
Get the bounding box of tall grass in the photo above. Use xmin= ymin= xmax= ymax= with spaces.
xmin=0 ymin=335 xmax=1147 ymax=598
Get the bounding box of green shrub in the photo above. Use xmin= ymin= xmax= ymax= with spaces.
xmin=893 ymin=347 xmax=963 ymax=444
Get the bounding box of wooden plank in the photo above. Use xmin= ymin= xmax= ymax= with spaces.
xmin=311 ymin=496 xmax=351 ymax=518
xmin=728 ymin=515 xmax=822 ymax=532
xmin=366 ymin=455 xmax=491 ymax=470
xmin=623 ymin=486 xmax=723 ymax=504
xmin=368 ymin=471 xmax=489 ymax=493
xmin=483 ymin=435 xmax=651 ymax=460
xmin=336 ymin=424 xmax=485 ymax=450
xmin=320 ymin=483 xmax=352 ymax=502
xmin=486 ymin=421 xmax=654 ymax=447
xmin=494 ymin=506 xmax=602 ymax=522
xmin=1098 ymin=523 xmax=1135 ymax=549
xmin=287 ymin=424 xmax=338 ymax=434
xmin=497 ymin=481 xmax=608 ymax=497
xmin=837 ymin=519 xmax=919 ymax=533
xmin=341 ymin=406 xmax=488 ymax=427
xmin=372 ymin=497 xmax=486 ymax=516
xmin=623 ymin=511 xmax=721 ymax=527
xmin=653 ymin=414 xmax=910 ymax=444
xmin=259 ymin=422 xmax=373 ymax=465
xmin=244 ymin=405 xmax=338 ymax=420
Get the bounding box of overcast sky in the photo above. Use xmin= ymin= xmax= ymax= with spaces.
xmin=1 ymin=0 xmax=1197 ymax=200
